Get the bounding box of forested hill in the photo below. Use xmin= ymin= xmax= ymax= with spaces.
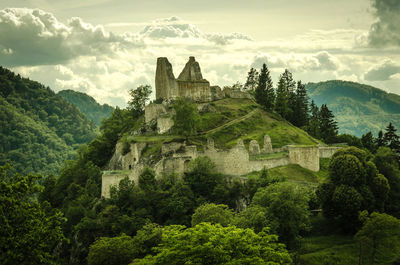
xmin=58 ymin=90 xmax=114 ymax=126
xmin=0 ymin=66 xmax=98 ymax=175
xmin=306 ymin=80 xmax=400 ymax=137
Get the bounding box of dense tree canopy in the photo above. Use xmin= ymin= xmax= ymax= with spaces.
xmin=134 ymin=223 xmax=292 ymax=265
xmin=0 ymin=165 xmax=66 ymax=265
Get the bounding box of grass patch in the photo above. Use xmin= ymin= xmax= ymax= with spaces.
xmin=297 ymin=235 xmax=359 ymax=265
xmin=141 ymin=142 xmax=162 ymax=159
xmin=249 ymin=151 xmax=288 ymax=161
xmin=128 ymin=135 xmax=184 ymax=143
xmin=200 ymin=107 xmax=318 ymax=149
xmin=269 ymin=164 xmax=320 ymax=184
xmin=103 ymin=170 xmax=131 ymax=175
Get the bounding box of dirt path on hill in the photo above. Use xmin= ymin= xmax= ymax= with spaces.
xmin=198 ymin=108 xmax=259 ymax=135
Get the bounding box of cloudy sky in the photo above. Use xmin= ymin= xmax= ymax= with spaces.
xmin=0 ymin=0 xmax=399 ymax=106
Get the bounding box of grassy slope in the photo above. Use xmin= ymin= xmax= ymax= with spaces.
xmin=127 ymin=98 xmax=320 ymax=157
xmin=194 ymin=98 xmax=319 ymax=149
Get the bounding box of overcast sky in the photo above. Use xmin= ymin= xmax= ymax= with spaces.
xmin=0 ymin=0 xmax=399 ymax=106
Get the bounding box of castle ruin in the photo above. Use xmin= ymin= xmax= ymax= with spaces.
xmin=100 ymin=56 xmax=341 ymax=198
xmin=155 ymin=56 xmax=212 ymax=102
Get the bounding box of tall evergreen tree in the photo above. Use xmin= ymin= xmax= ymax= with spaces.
xmin=244 ymin=68 xmax=259 ymax=91
xmin=254 ymin=64 xmax=275 ymax=111
xmin=361 ymin=132 xmax=376 ymax=153
xmin=376 ymin=130 xmax=385 ymax=147
xmin=281 ymin=69 xmax=296 ymax=123
xmin=307 ymin=100 xmax=320 ymax=138
xmin=319 ymin=104 xmax=338 ymax=143
xmin=384 ymin=122 xmax=400 ymax=154
xmin=274 ymin=74 xmax=289 ymax=119
xmin=294 ymin=81 xmax=309 ymax=127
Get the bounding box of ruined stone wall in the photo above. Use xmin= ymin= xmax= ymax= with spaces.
xmin=157 ymin=116 xmax=174 ymax=134
xmin=145 ymin=104 xmax=168 ymax=123
xmin=229 ymin=90 xmax=252 ymax=99
xmin=155 ymin=57 xmax=178 ymax=100
xmin=248 ymin=157 xmax=291 ymax=172
xmin=177 ymin=80 xmax=212 ymax=102
xmin=203 ymin=142 xmax=250 ymax=176
xmin=288 ymin=146 xmax=320 ymax=172
xmin=319 ymin=146 xmax=340 ymax=158
xmin=107 ymin=142 xmax=147 ymax=170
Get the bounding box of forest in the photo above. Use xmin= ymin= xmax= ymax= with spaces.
xmin=1 ymin=65 xmax=400 ymax=265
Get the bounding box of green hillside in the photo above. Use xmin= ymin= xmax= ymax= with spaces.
xmin=127 ymin=98 xmax=320 ymax=157
xmin=0 ymin=66 xmax=98 ymax=175
xmin=58 ymin=89 xmax=114 ymax=126
xmin=306 ymin=80 xmax=400 ymax=137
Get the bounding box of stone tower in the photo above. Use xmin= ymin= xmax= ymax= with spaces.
xmin=155 ymin=56 xmax=211 ymax=102
xmin=155 ymin=57 xmax=178 ymax=100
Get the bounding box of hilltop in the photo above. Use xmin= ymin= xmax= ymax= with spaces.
xmin=0 ymin=67 xmax=98 ymax=175
xmin=306 ymin=80 xmax=400 ymax=136
xmin=58 ymin=90 xmax=114 ymax=127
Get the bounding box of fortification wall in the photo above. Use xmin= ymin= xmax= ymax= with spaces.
xmin=107 ymin=142 xmax=147 ymax=170
xmin=248 ymin=157 xmax=291 ymax=172
xmin=203 ymin=143 xmax=250 ymax=176
xmin=288 ymin=146 xmax=320 ymax=172
xmin=177 ymin=81 xmax=211 ymax=102
xmin=319 ymin=146 xmax=340 ymax=158
xmin=229 ymin=90 xmax=252 ymax=99
xmin=157 ymin=116 xmax=174 ymax=134
xmin=145 ymin=104 xmax=168 ymax=123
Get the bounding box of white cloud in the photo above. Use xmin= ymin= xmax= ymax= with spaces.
xmin=2 ymin=8 xmax=400 ymax=107
xmin=0 ymin=8 xmax=143 ymax=66
xmin=364 ymin=59 xmax=400 ymax=81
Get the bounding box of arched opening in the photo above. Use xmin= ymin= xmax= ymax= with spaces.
xmin=129 ymin=165 xmax=132 ymax=170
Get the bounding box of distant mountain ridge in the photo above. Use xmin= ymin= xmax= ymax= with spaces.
xmin=58 ymin=90 xmax=114 ymax=127
xmin=0 ymin=66 xmax=98 ymax=175
xmin=306 ymin=80 xmax=400 ymax=137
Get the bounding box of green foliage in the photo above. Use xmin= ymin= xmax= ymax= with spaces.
xmin=134 ymin=223 xmax=292 ymax=265
xmin=254 ymin=63 xmax=275 ymax=111
xmin=58 ymin=89 xmax=114 ymax=127
xmin=306 ymin=80 xmax=400 ymax=136
xmin=0 ymin=165 xmax=66 ymax=265
xmin=0 ymin=67 xmax=97 ymax=175
xmin=252 ymin=182 xmax=311 ymax=247
xmin=172 ymin=97 xmax=199 ymax=137
xmin=319 ymin=104 xmax=338 ymax=143
xmin=87 ymin=235 xmax=136 ymax=265
xmin=244 ymin=67 xmax=258 ymax=90
xmin=355 ymin=212 xmax=400 ymax=264
xmin=373 ymin=147 xmax=400 ymax=218
xmin=128 ymin=85 xmax=152 ymax=115
xmin=191 ymin=203 xmax=235 ymax=227
xmin=317 ymin=147 xmax=390 ymax=232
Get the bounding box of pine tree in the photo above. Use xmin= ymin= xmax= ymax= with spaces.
xmin=319 ymin=104 xmax=338 ymax=143
xmin=361 ymin=132 xmax=376 ymax=153
xmin=294 ymin=81 xmax=309 ymax=127
xmin=275 ymin=74 xmax=289 ymax=119
xmin=281 ymin=69 xmax=296 ymax=123
xmin=254 ymin=64 xmax=275 ymax=111
xmin=384 ymin=122 xmax=400 ymax=153
xmin=244 ymin=68 xmax=259 ymax=91
xmin=307 ymin=100 xmax=320 ymax=138
xmin=376 ymin=130 xmax=385 ymax=147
